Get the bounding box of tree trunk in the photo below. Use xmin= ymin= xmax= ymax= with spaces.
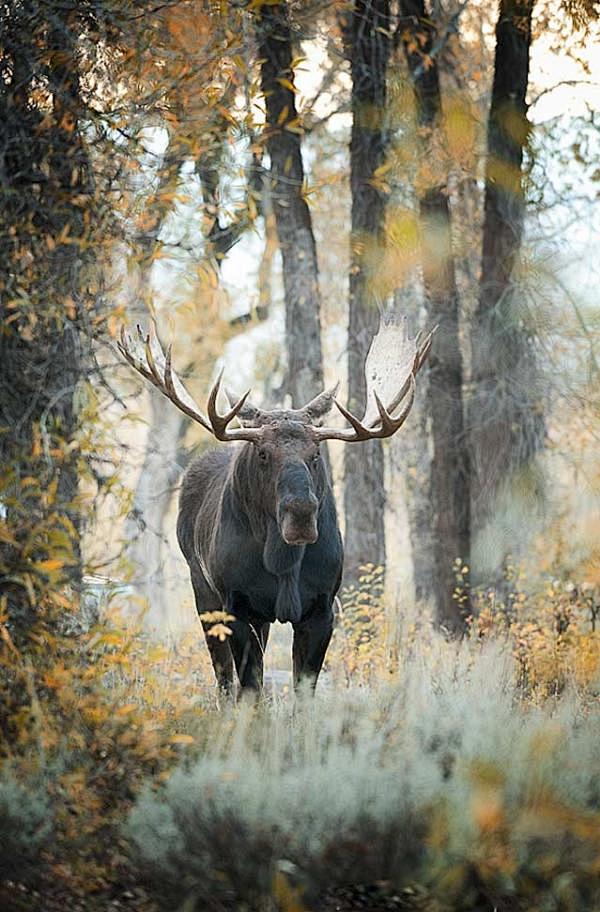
xmin=469 ymin=0 xmax=543 ymax=575
xmin=256 ymin=2 xmax=325 ymax=408
xmin=124 ymin=392 xmax=188 ymax=628
xmin=125 ymin=130 xmax=268 ymax=629
xmin=121 ymin=140 xmax=188 ymax=628
xmin=0 ymin=8 xmax=91 ymax=642
xmin=124 ymin=307 xmax=188 ymax=632
xmin=391 ymin=285 xmax=435 ymax=606
xmin=399 ymin=0 xmax=470 ymax=633
xmin=343 ymin=0 xmax=391 ymax=582
xmin=45 ymin=16 xmax=93 ymax=575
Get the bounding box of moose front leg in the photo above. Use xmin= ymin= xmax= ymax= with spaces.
xmin=292 ymin=598 xmax=334 ymax=691
xmin=228 ymin=617 xmax=269 ymax=695
xmin=192 ymin=576 xmax=235 ymax=693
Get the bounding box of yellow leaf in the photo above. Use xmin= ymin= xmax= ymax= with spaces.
xmin=96 ymin=632 xmax=125 ymax=646
xmin=116 ymin=703 xmax=138 ymax=716
xmin=31 ymin=427 xmax=41 ymax=459
xmin=0 ymin=523 xmax=17 ymax=546
xmin=277 ymin=77 xmax=297 ymax=94
xmin=207 ymin=622 xmax=232 ymax=641
xmin=216 ymin=105 xmax=238 ymax=126
xmin=169 ymin=734 xmax=195 ymax=745
xmin=36 ymin=558 xmax=64 ymax=572
xmin=373 ymin=160 xmax=393 ymax=178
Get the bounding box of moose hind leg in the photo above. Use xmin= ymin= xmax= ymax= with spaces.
xmin=292 ymin=597 xmax=334 ymax=691
xmin=192 ymin=576 xmax=234 ymax=692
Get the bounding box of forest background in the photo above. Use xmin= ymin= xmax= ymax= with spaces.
xmin=1 ymin=1 xmax=600 ymax=910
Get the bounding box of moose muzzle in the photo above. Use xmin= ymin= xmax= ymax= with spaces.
xmin=277 ymin=461 xmax=319 ymax=546
xmin=280 ymin=497 xmax=319 ymax=546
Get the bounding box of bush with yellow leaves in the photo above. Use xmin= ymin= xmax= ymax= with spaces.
xmin=326 ymin=563 xmax=389 ymax=685
xmin=470 ymin=563 xmax=600 ymax=699
xmin=0 ymin=598 xmax=216 ymax=899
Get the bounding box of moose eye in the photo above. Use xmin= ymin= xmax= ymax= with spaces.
xmin=312 ymin=453 xmax=321 ymax=466
xmin=258 ymin=449 xmax=269 ymax=464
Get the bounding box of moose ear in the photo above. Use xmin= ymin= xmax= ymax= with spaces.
xmin=297 ymin=383 xmax=340 ymax=425
xmin=225 ymin=389 xmax=267 ymax=427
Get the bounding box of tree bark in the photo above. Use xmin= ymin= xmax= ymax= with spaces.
xmin=121 ymin=139 xmax=187 ymax=626
xmin=0 ymin=7 xmax=91 ymax=641
xmin=256 ymin=2 xmax=325 ymax=408
xmin=45 ymin=17 xmax=90 ymax=559
xmin=392 ymin=285 xmax=435 ymax=606
xmin=343 ymin=0 xmax=391 ymax=582
xmin=399 ymin=0 xmax=470 ymax=633
xmin=124 ymin=391 xmax=188 ymax=628
xmin=469 ymin=0 xmax=543 ymax=569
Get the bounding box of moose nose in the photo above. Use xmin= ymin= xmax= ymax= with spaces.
xmin=283 ymin=495 xmax=318 ymax=516
xmin=280 ymin=496 xmax=319 ymax=546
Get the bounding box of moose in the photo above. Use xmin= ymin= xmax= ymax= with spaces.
xmin=118 ymin=322 xmax=433 ymax=693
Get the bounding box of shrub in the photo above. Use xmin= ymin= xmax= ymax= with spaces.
xmin=327 ymin=563 xmax=389 ymax=685
xmin=126 ymin=639 xmax=600 ymax=911
xmin=2 ymin=566 xmax=598 ymax=905
xmin=127 ymin=708 xmax=432 ymax=909
xmin=469 ymin=566 xmax=600 ymax=695
xmin=0 ymin=773 xmax=52 ymax=883
xmin=0 ymin=610 xmax=214 ymax=895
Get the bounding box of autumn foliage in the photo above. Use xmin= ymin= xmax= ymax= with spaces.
xmin=1 ymin=1 xmax=599 ymax=910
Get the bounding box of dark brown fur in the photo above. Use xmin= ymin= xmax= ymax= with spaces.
xmin=177 ymin=418 xmax=343 ymax=693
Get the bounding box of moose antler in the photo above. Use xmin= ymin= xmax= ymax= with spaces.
xmin=117 ymin=325 xmax=262 ymax=443
xmin=118 ymin=320 xmax=435 ymax=446
xmin=313 ymin=324 xmax=436 ymax=443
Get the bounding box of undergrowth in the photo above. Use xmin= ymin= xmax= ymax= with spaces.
xmin=0 ymin=771 xmax=52 ymax=884
xmin=126 ymin=639 xmax=600 ymax=911
xmin=0 ymin=568 xmax=598 ymax=909
xmin=0 ymin=607 xmax=214 ymax=897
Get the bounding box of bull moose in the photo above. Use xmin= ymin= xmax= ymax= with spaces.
xmin=118 ymin=323 xmax=432 ymax=693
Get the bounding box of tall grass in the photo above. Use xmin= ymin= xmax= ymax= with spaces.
xmin=126 ymin=637 xmax=600 ymax=911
